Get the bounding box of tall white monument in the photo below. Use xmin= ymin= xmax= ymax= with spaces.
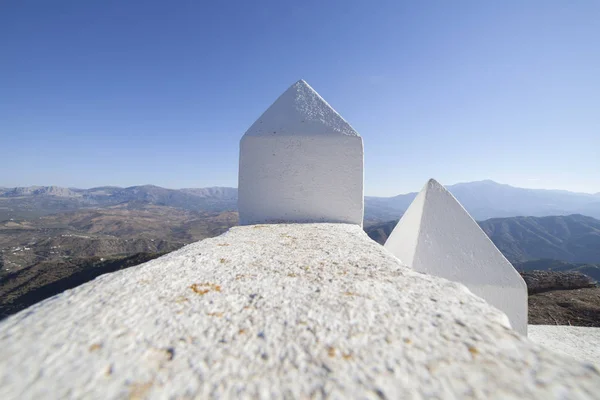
xmin=238 ymin=80 xmax=364 ymax=226
xmin=384 ymin=179 xmax=528 ymax=335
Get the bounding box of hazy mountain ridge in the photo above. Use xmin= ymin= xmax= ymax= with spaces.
xmin=0 ymin=186 xmax=80 ymax=198
xmin=0 ymin=185 xmax=239 ymax=220
xmin=0 ymin=185 xmax=237 ymax=199
xmin=3 ymin=180 xmax=600 ymax=221
xmin=365 ymin=180 xmax=600 ymax=221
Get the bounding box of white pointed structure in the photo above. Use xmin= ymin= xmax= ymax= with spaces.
xmin=384 ymin=179 xmax=528 ymax=335
xmin=238 ymin=80 xmax=364 ymax=226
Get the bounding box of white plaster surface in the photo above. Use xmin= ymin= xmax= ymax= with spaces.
xmin=244 ymin=80 xmax=359 ymax=137
xmin=238 ymin=80 xmax=363 ymax=226
xmin=385 ymin=179 xmax=529 ymax=335
xmin=529 ymin=325 xmax=600 ymax=367
xmin=1 ymin=224 xmax=599 ymax=399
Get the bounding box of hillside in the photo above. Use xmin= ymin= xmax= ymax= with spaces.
xmin=514 ymin=260 xmax=600 ymax=282
xmin=0 ymin=204 xmax=238 ymax=275
xmin=479 ymin=214 xmax=600 ymax=263
xmin=366 ymin=214 xmax=600 ymax=264
xmin=3 ymin=183 xmax=600 ymax=328
xmin=519 ymin=270 xmax=599 ymax=327
xmin=528 ymin=288 xmax=600 ymax=327
xmin=7 ymin=206 xmax=599 ymax=277
xmin=0 ymin=252 xmax=164 ymax=319
xmin=2 ymin=197 xmax=600 ymax=327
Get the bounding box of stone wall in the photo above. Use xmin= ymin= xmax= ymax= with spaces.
xmin=1 ymin=224 xmax=599 ymax=398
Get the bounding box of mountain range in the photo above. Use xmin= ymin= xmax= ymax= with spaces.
xmin=480 ymin=214 xmax=600 ymax=263
xmin=4 ymin=180 xmax=600 ymax=272
xmin=2 ymin=180 xmax=600 ymax=222
xmin=365 ymin=214 xmax=600 ymax=267
xmin=0 ymin=185 xmax=238 ymax=220
xmin=364 ymin=180 xmax=600 ymax=221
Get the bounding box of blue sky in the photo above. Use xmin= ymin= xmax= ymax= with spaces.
xmin=1 ymin=0 xmax=599 ymax=196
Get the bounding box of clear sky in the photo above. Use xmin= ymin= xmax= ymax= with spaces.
xmin=1 ymin=0 xmax=599 ymax=196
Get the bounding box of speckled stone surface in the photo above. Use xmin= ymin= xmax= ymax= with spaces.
xmin=1 ymin=224 xmax=599 ymax=399
xmin=529 ymin=325 xmax=600 ymax=367
xmin=244 ymin=80 xmax=359 ymax=137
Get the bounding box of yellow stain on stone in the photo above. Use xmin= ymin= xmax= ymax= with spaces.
xmin=190 ymin=283 xmax=221 ymax=295
xmin=89 ymin=343 xmax=102 ymax=352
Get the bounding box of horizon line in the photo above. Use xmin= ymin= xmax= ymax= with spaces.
xmin=1 ymin=180 xmax=599 ymax=197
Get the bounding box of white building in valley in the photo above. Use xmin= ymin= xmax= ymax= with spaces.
xmin=238 ymin=80 xmax=364 ymax=226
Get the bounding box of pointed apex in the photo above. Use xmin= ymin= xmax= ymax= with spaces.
xmin=425 ymin=178 xmax=443 ymax=190
xmin=243 ymin=80 xmax=360 ymax=137
xmin=385 ymin=178 xmax=528 ymax=335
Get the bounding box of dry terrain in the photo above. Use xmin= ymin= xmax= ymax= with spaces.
xmin=0 ymin=204 xmax=238 ymax=277
xmin=1 ymin=193 xmax=599 ymax=327
xmin=529 ymin=288 xmax=600 ymax=327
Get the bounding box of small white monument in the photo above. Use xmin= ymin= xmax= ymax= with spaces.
xmin=384 ymin=179 xmax=528 ymax=335
xmin=238 ymin=80 xmax=364 ymax=226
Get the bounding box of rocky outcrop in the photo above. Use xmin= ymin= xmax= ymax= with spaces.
xmin=521 ymin=270 xmax=597 ymax=294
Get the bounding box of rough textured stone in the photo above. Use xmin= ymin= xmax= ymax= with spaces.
xmin=243 ymin=80 xmax=359 ymax=138
xmin=529 ymin=325 xmax=600 ymax=367
xmin=1 ymin=224 xmax=599 ymax=399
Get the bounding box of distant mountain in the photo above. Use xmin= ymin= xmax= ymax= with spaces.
xmin=365 ymin=180 xmax=600 ymax=221
xmin=0 ymin=185 xmax=238 ymax=220
xmin=365 ymin=214 xmax=600 ymax=265
xmin=180 ymin=187 xmax=238 ymax=199
xmin=3 ymin=180 xmax=600 ymax=222
xmin=479 ymin=214 xmax=600 ymax=263
xmin=0 ymin=186 xmax=79 ymax=198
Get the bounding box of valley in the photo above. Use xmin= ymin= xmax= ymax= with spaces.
xmin=0 ymin=204 xmax=238 ymax=277
xmin=1 ymin=181 xmax=599 ymax=324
